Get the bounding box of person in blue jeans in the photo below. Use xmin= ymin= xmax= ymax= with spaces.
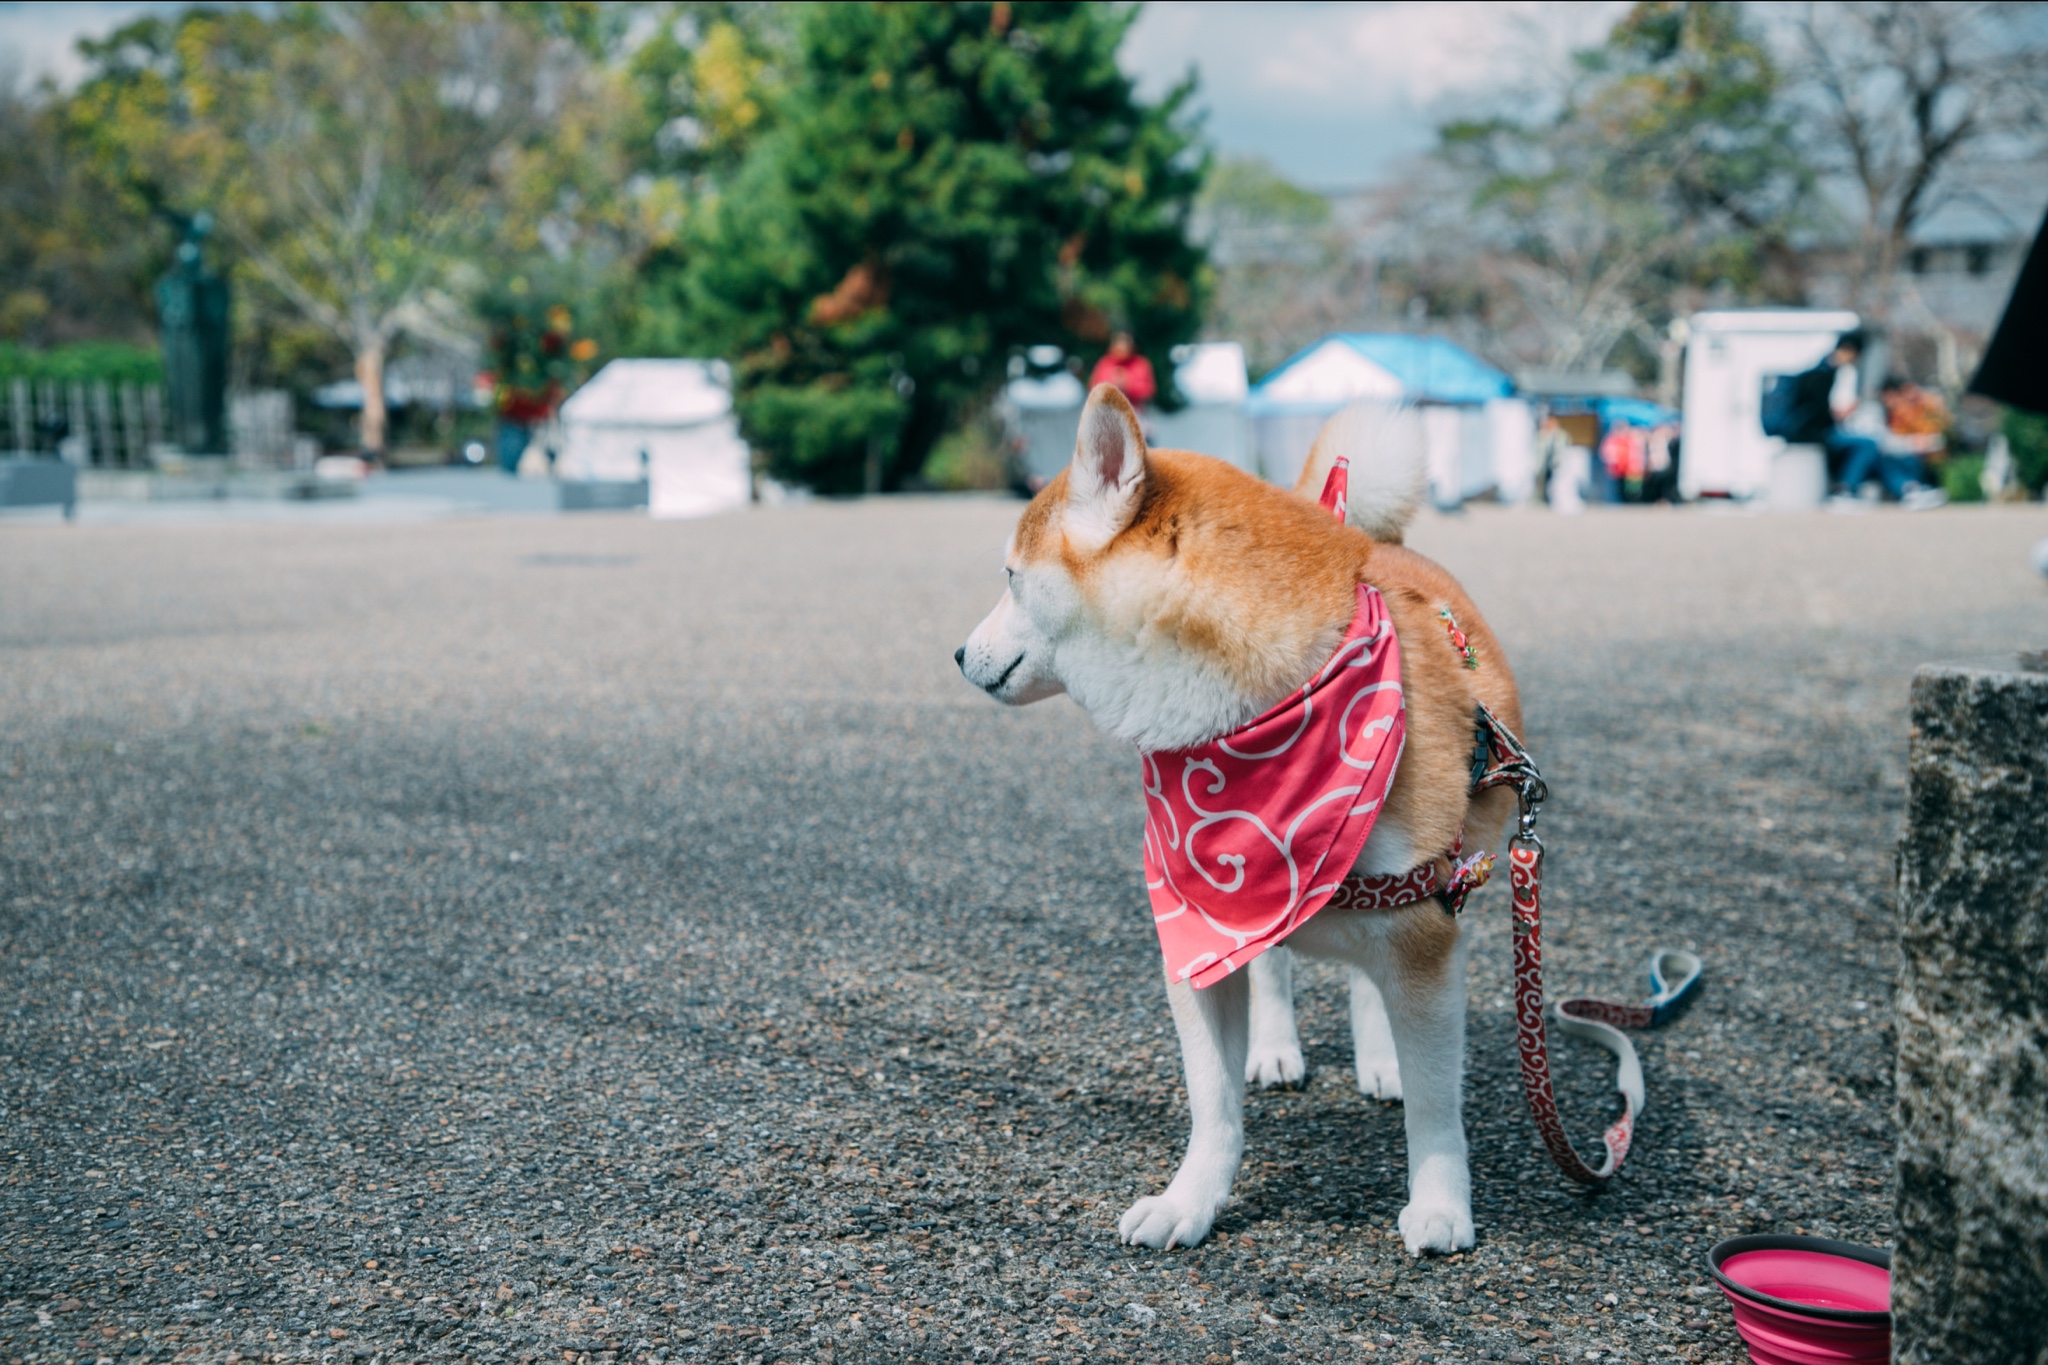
xmin=1780 ymin=331 xmax=1944 ymax=507
xmin=1837 ymin=429 xmax=1930 ymax=502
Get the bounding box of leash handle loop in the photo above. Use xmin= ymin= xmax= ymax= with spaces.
xmin=1647 ymin=949 xmax=1705 ymax=1026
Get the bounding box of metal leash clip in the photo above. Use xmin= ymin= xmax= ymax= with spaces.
xmin=1515 ymin=775 xmax=1547 ymax=848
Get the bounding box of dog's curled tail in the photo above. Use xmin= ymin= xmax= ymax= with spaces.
xmin=1293 ymin=400 xmax=1427 ymax=545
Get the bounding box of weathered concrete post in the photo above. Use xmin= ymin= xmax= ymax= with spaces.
xmin=1895 ymin=655 xmax=2048 ymax=1363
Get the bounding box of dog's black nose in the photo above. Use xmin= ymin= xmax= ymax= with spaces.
xmin=953 ymin=647 xmax=966 ymax=671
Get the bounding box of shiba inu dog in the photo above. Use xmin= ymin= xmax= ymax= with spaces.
xmin=955 ymin=385 xmax=1525 ymax=1254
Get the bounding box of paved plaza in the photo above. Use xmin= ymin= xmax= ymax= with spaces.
xmin=4 ymin=497 xmax=2047 ymax=1364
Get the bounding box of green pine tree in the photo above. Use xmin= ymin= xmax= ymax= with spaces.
xmin=658 ymin=0 xmax=1208 ymax=493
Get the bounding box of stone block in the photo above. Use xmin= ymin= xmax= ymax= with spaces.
xmin=1895 ymin=656 xmax=2048 ymax=1363
xmin=1768 ymin=441 xmax=1827 ymax=510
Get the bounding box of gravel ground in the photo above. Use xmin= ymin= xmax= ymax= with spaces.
xmin=4 ymin=497 xmax=2046 ymax=1365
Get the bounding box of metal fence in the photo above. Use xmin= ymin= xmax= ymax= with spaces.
xmin=1 ymin=377 xmax=166 ymax=465
xmin=0 ymin=379 xmax=296 ymax=467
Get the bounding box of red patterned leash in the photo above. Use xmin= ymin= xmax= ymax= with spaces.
xmin=1318 ymin=458 xmax=1703 ymax=1183
xmin=1508 ymin=795 xmax=1702 ymax=1184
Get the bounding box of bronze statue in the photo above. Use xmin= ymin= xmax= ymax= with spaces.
xmin=156 ymin=212 xmax=231 ymax=457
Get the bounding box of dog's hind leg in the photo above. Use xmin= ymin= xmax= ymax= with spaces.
xmin=1348 ymin=966 xmax=1403 ymax=1099
xmin=1118 ymin=969 xmax=1249 ymax=1250
xmin=1244 ymin=947 xmax=1307 ymax=1088
xmin=1362 ymin=904 xmax=1474 ymax=1255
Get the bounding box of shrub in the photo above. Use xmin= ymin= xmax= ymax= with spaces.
xmin=2005 ymin=408 xmax=2048 ymax=498
xmin=0 ymin=341 xmax=164 ymax=386
xmin=740 ymin=382 xmax=905 ymax=495
xmin=1943 ymin=454 xmax=1985 ymax=503
xmin=920 ymin=411 xmax=1012 ymax=491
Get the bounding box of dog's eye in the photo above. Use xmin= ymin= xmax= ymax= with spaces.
xmin=1004 ymin=567 xmax=1017 ymax=593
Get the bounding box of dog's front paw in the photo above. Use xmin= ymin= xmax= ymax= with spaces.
xmin=1397 ymin=1199 xmax=1475 ymax=1256
xmin=1118 ymin=1188 xmax=1222 ymax=1250
xmin=1354 ymin=1051 xmax=1402 ymax=1100
xmin=1245 ymin=1041 xmax=1306 ymax=1089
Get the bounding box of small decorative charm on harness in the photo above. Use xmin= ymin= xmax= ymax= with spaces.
xmin=1438 ymin=606 xmax=1480 ymax=670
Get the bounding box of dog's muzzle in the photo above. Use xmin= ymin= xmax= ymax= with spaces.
xmin=956 ymin=644 xmax=1025 ymax=695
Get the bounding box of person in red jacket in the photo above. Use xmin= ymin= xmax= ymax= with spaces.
xmin=1088 ymin=331 xmax=1156 ymax=409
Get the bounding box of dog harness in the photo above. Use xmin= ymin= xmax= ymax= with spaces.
xmin=1143 ymin=452 xmax=1703 ymax=1186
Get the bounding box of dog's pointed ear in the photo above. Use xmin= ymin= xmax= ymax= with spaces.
xmin=1065 ymin=384 xmax=1147 ymax=549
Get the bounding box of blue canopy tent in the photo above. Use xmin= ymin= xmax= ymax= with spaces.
xmin=1250 ymin=334 xmax=1515 ymax=410
xmin=1543 ymin=394 xmax=1679 ymax=430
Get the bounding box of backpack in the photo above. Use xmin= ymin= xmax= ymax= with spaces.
xmin=1759 ymin=373 xmax=1801 ymax=438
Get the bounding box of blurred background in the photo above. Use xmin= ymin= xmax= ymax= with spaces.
xmin=1 ymin=0 xmax=2044 ymax=513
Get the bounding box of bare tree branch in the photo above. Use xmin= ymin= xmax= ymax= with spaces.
xmin=1788 ymin=0 xmax=2048 ymax=318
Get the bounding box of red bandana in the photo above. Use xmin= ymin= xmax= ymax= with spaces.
xmin=1140 ymin=582 xmax=1406 ymax=988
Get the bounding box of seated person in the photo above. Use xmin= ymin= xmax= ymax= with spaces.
xmin=1786 ymin=333 xmax=1945 ymax=508
xmin=1879 ymin=376 xmax=1950 ymax=459
xmin=1836 ymin=377 xmax=1949 ymax=509
xmin=1783 ymin=330 xmax=1875 ymax=489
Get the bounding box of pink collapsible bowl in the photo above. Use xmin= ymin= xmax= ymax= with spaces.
xmin=1707 ymin=1235 xmax=1891 ymax=1365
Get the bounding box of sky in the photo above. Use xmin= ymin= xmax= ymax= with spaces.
xmin=0 ymin=1 xmax=169 ymax=85
xmin=0 ymin=0 xmax=1628 ymax=189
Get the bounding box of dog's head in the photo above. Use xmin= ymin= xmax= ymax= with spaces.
xmin=955 ymin=385 xmax=1362 ymax=751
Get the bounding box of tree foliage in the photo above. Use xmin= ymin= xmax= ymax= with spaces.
xmin=63 ymin=3 xmax=597 ymax=450
xmin=660 ymin=0 xmax=1209 ymax=493
xmin=1196 ymin=156 xmax=1374 ymax=378
xmin=0 ymin=79 xmax=162 ymax=347
xmin=1438 ymin=1 xmax=1804 ymax=371
xmin=1789 ymin=0 xmax=2048 ymax=320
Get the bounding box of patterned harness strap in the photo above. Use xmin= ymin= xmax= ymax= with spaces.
xmin=1325 ymin=827 xmax=1495 ymax=915
xmin=1317 ymin=452 xmax=1703 ymax=1185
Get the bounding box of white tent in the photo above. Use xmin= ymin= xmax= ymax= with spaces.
xmin=557 ymin=360 xmax=751 ymax=519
